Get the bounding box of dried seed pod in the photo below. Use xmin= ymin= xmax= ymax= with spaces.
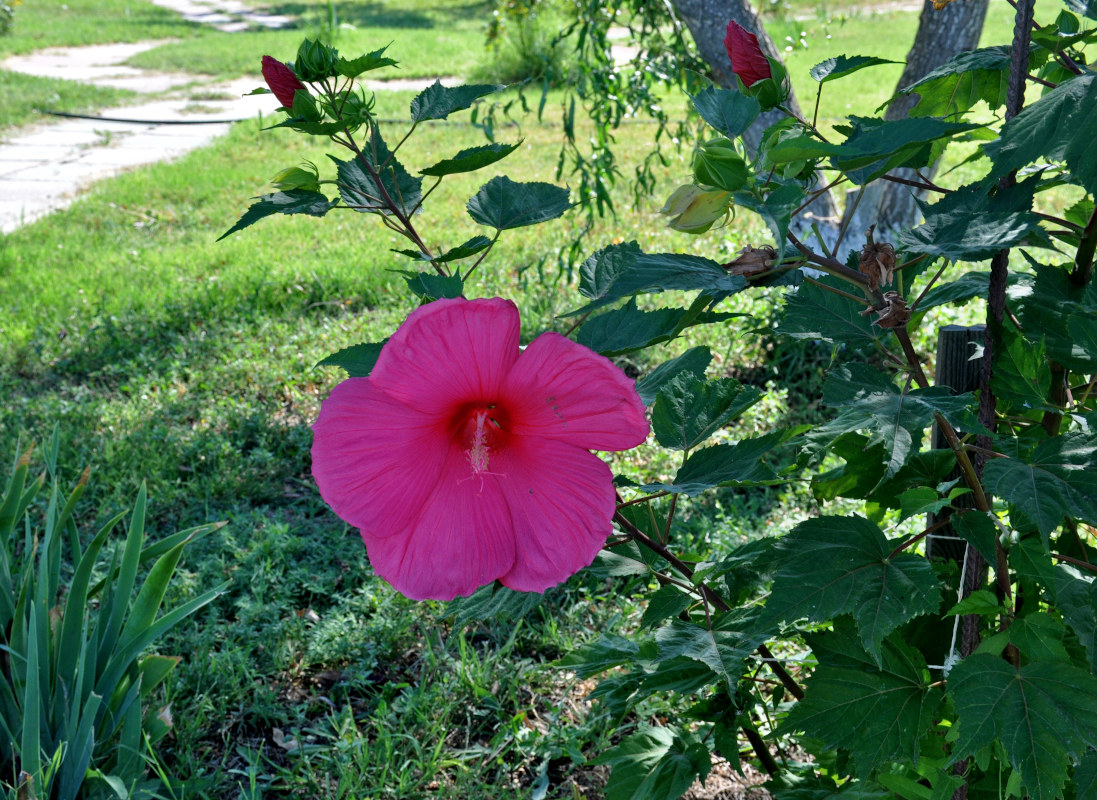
xmin=724 ymin=245 xmax=777 ymax=277
xmin=858 ymin=225 xmax=897 ymax=289
xmin=859 ymin=291 xmax=911 ymax=329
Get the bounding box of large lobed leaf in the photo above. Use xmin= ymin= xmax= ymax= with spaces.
xmin=950 ymin=653 xmax=1097 ymax=800
xmin=466 ymin=175 xmax=570 ymax=230
xmin=576 ymin=298 xmax=738 ymax=357
xmin=594 ymin=725 xmax=711 ymax=800
xmin=784 ymin=621 xmax=943 ymax=777
xmin=331 ymin=130 xmax=422 ymax=216
xmin=890 ymin=46 xmax=1013 ymax=117
xmin=777 ymin=278 xmax=879 ymax=346
xmin=984 ymin=72 xmax=1097 ymax=195
xmin=652 ymin=374 xmax=762 ymax=451
xmin=217 ymin=190 xmax=335 ymax=241
xmin=410 ymin=81 xmax=505 ymax=122
xmin=690 ymin=86 xmax=761 ymax=139
xmin=764 ymin=515 xmax=942 ymax=661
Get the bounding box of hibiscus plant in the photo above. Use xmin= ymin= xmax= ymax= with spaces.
xmin=223 ymin=1 xmax=1097 ymax=795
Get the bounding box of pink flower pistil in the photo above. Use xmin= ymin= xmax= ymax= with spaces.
xmin=311 ymin=298 xmax=649 ymax=601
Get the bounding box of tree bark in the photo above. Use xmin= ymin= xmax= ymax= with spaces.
xmin=846 ymin=0 xmax=990 ymax=240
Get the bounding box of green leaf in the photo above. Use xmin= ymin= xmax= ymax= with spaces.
xmin=400 ymin=271 xmax=464 ymax=300
xmin=594 ymin=725 xmax=710 ymax=800
xmin=951 ymin=511 xmax=1000 ymax=565
xmin=556 ymin=634 xmax=643 ymax=679
xmin=778 ymin=277 xmax=878 ymax=346
xmin=1008 ymin=613 xmax=1070 ymax=663
xmin=331 ymin=132 xmax=422 ymax=216
xmin=731 ymin=182 xmax=803 ymax=260
xmin=985 ymin=73 xmax=1097 ymax=195
xmin=917 ymin=271 xmax=991 ymax=311
xmin=653 ymin=608 xmax=771 ymax=692
xmin=947 ymin=589 xmax=1002 ymax=617
xmin=765 ymin=516 xmax=942 ymax=661
xmin=576 ymin=298 xmax=737 ymax=357
xmin=897 ymin=487 xmax=956 ymax=521
xmin=1014 ymin=262 xmax=1097 ymax=372
xmin=336 ymin=46 xmax=398 ymax=77
xmin=950 ymin=653 xmax=1097 ymax=800
xmin=891 ymin=46 xmax=1013 ymax=117
xmin=898 ymin=208 xmax=1051 ymax=262
xmin=317 ymin=341 xmax=387 ymax=377
xmin=643 ymin=431 xmax=786 ymax=496
xmin=810 ymin=55 xmax=899 ymax=83
xmin=420 ymin=142 xmax=521 ymax=177
xmin=784 ymin=622 xmax=942 ymax=777
xmin=266 ymin=116 xmax=347 ymax=136
xmin=410 ymin=81 xmax=505 ymax=122
xmin=393 ymin=235 xmax=493 ymax=265
xmin=217 ymin=189 xmax=335 ymax=241
xmin=1053 ymin=565 xmax=1097 ymax=671
xmin=466 ymin=176 xmax=570 ymax=230
xmin=690 ymin=86 xmax=761 ymax=139
xmin=983 ymin=431 xmax=1097 ymax=539
xmin=446 ymin=583 xmax=544 ymax=627
xmin=652 ymin=374 xmax=762 ymax=451
xmin=572 ymin=241 xmax=745 ymax=314
xmin=991 ymin=327 xmax=1052 ymax=412
xmin=635 ymin=347 xmax=712 ymax=406
xmin=640 ymin=585 xmax=693 ymax=630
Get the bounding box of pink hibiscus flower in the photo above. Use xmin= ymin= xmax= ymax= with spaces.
xmin=261 ymin=55 xmax=307 ymax=109
xmin=723 ymin=20 xmax=771 ymax=87
xmin=311 ymin=298 xmax=650 ymax=601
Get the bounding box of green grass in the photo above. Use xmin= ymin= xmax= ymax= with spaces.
xmin=0 ymin=69 xmax=136 ymax=129
xmin=0 ymin=1 xmax=1051 ymax=797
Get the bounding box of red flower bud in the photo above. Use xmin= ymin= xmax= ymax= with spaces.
xmin=723 ymin=20 xmax=771 ymax=88
xmin=261 ymin=55 xmax=307 ymax=109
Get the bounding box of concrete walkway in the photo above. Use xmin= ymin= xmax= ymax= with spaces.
xmin=0 ymin=1 xmax=447 ymax=234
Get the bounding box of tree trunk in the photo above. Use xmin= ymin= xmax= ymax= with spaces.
xmin=670 ymin=0 xmax=989 ymax=245
xmin=669 ymin=0 xmax=841 ymax=243
xmin=844 ymin=0 xmax=990 ymax=241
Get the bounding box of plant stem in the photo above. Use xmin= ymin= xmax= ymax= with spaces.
xmin=1070 ymin=202 xmax=1097 ymax=287
xmin=612 ymin=511 xmax=805 ymax=701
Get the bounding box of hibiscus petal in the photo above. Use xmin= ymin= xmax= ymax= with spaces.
xmin=364 ymin=448 xmax=517 ymax=600
xmin=369 ymin=297 xmax=521 ymax=414
xmin=501 ymin=332 xmax=649 ymax=451
xmin=312 ymin=378 xmax=450 ymax=538
xmin=724 ymin=20 xmax=771 ymax=87
xmin=493 ymin=438 xmax=617 ymax=593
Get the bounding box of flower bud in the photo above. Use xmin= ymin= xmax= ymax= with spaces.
xmin=659 ymin=185 xmax=731 ymax=234
xmin=692 ymin=138 xmax=748 ymax=192
xmin=261 ymin=55 xmax=306 ymax=109
xmin=271 ymin=162 xmax=320 ymax=192
xmin=724 ymin=20 xmax=770 ymax=88
xmin=294 ymin=38 xmax=340 ymax=82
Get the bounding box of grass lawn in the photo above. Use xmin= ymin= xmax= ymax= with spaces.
xmin=0 ymin=0 xmax=1040 ymax=797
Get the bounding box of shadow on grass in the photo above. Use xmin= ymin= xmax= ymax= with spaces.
xmin=265 ymin=0 xmax=491 ymax=29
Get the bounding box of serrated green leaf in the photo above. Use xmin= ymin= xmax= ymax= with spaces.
xmin=765 ymin=516 xmax=942 ymax=661
xmin=985 ymin=73 xmax=1097 ymax=195
xmin=897 ymin=208 xmax=1051 ymax=262
xmin=556 ymin=634 xmax=642 ymax=679
xmin=917 ymin=271 xmax=991 ymax=310
xmin=594 ymin=725 xmax=710 ymax=800
xmin=983 ymin=431 xmax=1097 ymax=539
xmin=446 ymin=583 xmax=544 ymax=627
xmin=410 ymin=81 xmax=505 ymax=122
xmin=266 ymin=116 xmax=347 ymax=136
xmin=1014 ymin=262 xmax=1097 ymax=372
xmin=731 ymin=182 xmax=803 ymax=260
xmin=635 ymin=347 xmax=712 ymax=406
xmin=336 ymin=46 xmax=398 ymax=77
xmin=420 ymin=142 xmax=521 ymax=177
xmin=400 ymin=271 xmax=463 ymax=300
xmin=317 ymin=341 xmax=386 ymax=377
xmin=466 ymin=176 xmax=570 ymax=230
xmin=641 ymin=657 xmax=715 ymax=694
xmin=992 ymin=327 xmax=1052 ymax=412
xmin=1053 ymin=565 xmax=1097 ymax=671
xmin=576 ymin=298 xmax=736 ymax=357
xmin=898 ymin=487 xmax=954 ymax=521
xmin=331 ymin=133 xmax=422 ymax=216
xmin=218 ymin=189 xmax=335 ymax=241
xmin=1009 ymin=613 xmax=1071 ymax=663
xmin=653 ymin=608 xmax=771 ymax=692
xmin=947 ymin=589 xmax=1002 ymax=617
xmin=571 ymin=242 xmax=745 ymax=315
xmin=778 ymin=277 xmax=878 ymax=346
xmin=892 ymin=46 xmax=1013 ymax=117
xmin=810 ymin=55 xmax=899 ymax=83
xmin=950 ymin=653 xmax=1097 ymax=800
xmin=652 ymin=374 xmax=762 ymax=451
xmin=640 ymin=585 xmax=693 ymax=630
xmin=643 ymin=431 xmax=786 ymax=495
xmin=690 ymin=86 xmax=761 ymax=139
xmin=784 ymin=622 xmax=942 ymax=777
xmin=951 ymin=511 xmax=1000 ymax=565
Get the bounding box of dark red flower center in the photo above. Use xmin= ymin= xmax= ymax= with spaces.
xmin=452 ymin=403 xmax=510 ymax=476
